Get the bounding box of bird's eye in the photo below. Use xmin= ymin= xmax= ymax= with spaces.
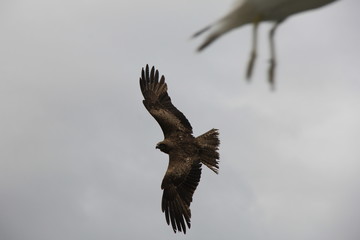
xmin=159 ymin=143 xmax=167 ymax=150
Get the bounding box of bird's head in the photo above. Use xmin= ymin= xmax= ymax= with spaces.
xmin=156 ymin=140 xmax=172 ymax=154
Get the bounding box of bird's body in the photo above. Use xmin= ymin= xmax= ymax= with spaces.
xmin=194 ymin=0 xmax=338 ymax=86
xmin=139 ymin=65 xmax=220 ymax=234
xmin=243 ymin=0 xmax=336 ymax=20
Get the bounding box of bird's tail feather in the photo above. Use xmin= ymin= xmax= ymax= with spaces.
xmin=193 ymin=0 xmax=257 ymax=51
xmin=196 ymin=32 xmax=222 ymax=52
xmin=192 ymin=25 xmax=212 ymax=39
xmin=196 ymin=129 xmax=220 ymax=174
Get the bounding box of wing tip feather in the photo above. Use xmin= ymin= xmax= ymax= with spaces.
xmin=139 ymin=64 xmax=168 ymax=97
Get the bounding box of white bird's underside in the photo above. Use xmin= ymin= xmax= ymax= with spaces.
xmin=194 ymin=0 xmax=338 ymax=88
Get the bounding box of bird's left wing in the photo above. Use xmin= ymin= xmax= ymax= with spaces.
xmin=140 ymin=65 xmax=192 ymax=138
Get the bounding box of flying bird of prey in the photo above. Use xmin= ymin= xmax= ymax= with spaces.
xmin=139 ymin=65 xmax=220 ymax=234
xmin=193 ymin=0 xmax=338 ymax=87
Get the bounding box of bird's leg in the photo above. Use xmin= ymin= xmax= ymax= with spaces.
xmin=246 ymin=18 xmax=260 ymax=80
xmin=268 ymin=21 xmax=280 ymax=90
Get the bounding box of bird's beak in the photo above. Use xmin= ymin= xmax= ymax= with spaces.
xmin=155 ymin=144 xmax=159 ymax=149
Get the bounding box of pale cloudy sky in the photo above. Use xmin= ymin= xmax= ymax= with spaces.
xmin=1 ymin=0 xmax=360 ymax=239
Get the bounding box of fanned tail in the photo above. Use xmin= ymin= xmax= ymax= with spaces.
xmin=196 ymin=129 xmax=220 ymax=174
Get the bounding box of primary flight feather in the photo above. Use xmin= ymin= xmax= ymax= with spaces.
xmin=140 ymin=65 xmax=220 ymax=234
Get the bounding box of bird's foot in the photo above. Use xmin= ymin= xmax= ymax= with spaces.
xmin=246 ymin=51 xmax=257 ymax=80
xmin=268 ymin=58 xmax=276 ymax=90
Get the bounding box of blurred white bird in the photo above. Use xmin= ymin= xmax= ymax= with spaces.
xmin=193 ymin=0 xmax=338 ymax=88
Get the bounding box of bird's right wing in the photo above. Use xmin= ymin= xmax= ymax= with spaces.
xmin=140 ymin=65 xmax=192 ymax=138
xmin=161 ymin=159 xmax=202 ymax=234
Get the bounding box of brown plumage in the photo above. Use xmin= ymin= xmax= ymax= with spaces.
xmin=139 ymin=65 xmax=220 ymax=234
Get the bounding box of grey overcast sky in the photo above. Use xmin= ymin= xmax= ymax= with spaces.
xmin=1 ymin=0 xmax=360 ymax=239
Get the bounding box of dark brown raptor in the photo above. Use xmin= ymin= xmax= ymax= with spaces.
xmin=139 ymin=65 xmax=220 ymax=234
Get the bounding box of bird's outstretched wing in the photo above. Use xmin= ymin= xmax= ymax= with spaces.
xmin=140 ymin=65 xmax=192 ymax=138
xmin=161 ymin=160 xmax=202 ymax=234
